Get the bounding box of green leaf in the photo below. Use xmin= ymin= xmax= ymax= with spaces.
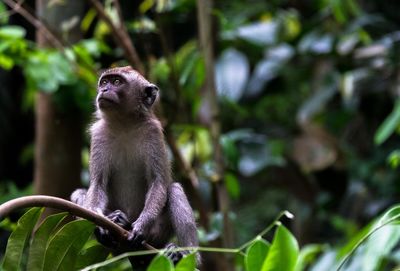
xmin=81 ymin=9 xmax=97 ymax=33
xmin=24 ymin=50 xmax=75 ymax=93
xmin=261 ymin=225 xmax=299 ymax=271
xmin=337 ymin=221 xmax=373 ymax=258
xmin=360 ymin=224 xmax=400 ymax=271
xmin=375 ymin=100 xmax=400 ymax=145
xmin=245 ymin=238 xmax=270 ymax=271
xmin=387 ymin=150 xmax=400 ymax=169
xmin=0 ymin=26 xmax=26 ymax=39
xmin=194 ymin=128 xmax=212 ymax=161
xmin=139 ymin=0 xmax=155 ymax=13
xmin=75 ymin=244 xmax=110 ymax=270
xmin=224 ymin=172 xmax=240 ymax=200
xmin=0 ymin=2 xmax=8 ymax=24
xmin=2 ymin=207 xmax=44 ymax=271
xmin=27 ymin=212 xmax=68 ymax=271
xmin=147 ymin=255 xmax=174 ymax=271
xmin=175 ymin=253 xmax=196 ymax=271
xmin=0 ymin=54 xmax=14 ymax=70
xmin=294 ymin=244 xmax=324 ymax=271
xmin=175 ymin=40 xmax=197 ymax=72
xmin=43 ymin=219 xmax=95 ymax=271
xmin=332 ymin=0 xmax=347 ymax=23
xmin=377 ymin=204 xmax=400 ymax=227
xmin=346 ymin=0 xmax=361 ymax=16
xmin=337 ymin=205 xmax=400 ymax=270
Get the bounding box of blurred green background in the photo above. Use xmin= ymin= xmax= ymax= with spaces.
xmin=1 ymin=0 xmax=400 ymax=270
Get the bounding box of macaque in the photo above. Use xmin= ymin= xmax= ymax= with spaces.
xmin=71 ymin=66 xmax=199 ymax=267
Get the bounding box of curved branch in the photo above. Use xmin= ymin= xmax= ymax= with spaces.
xmin=0 ymin=195 xmax=155 ymax=250
xmin=0 ymin=195 xmax=157 ymax=250
xmin=0 ymin=195 xmax=128 ymax=237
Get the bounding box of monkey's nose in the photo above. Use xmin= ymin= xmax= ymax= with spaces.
xmin=100 ymin=88 xmax=109 ymax=93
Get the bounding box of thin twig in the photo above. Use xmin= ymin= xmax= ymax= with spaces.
xmin=112 ymin=0 xmax=124 ymax=28
xmin=3 ymin=0 xmax=98 ymax=74
xmin=0 ymin=0 xmax=23 ymax=18
xmin=3 ymin=0 xmax=65 ymax=50
xmin=86 ymin=0 xmax=145 ymax=74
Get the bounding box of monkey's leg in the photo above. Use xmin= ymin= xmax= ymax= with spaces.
xmin=70 ymin=188 xmax=87 ymax=206
xmin=166 ymin=182 xmax=199 ymax=264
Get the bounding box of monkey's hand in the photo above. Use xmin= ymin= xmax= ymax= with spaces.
xmin=127 ymin=221 xmax=146 ymax=248
xmin=107 ymin=210 xmax=131 ymax=230
xmin=95 ymin=210 xmax=131 ymax=248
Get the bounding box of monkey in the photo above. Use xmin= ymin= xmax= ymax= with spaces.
xmin=70 ymin=66 xmax=199 ymax=268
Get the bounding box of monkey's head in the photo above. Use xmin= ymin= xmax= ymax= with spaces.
xmin=96 ymin=66 xmax=159 ymax=118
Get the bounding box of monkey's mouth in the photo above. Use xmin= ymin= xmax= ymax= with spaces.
xmin=97 ymin=96 xmax=117 ymax=107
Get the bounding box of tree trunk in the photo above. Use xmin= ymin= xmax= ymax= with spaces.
xmin=34 ymin=0 xmax=85 ymax=200
xmin=197 ymin=0 xmax=234 ymax=270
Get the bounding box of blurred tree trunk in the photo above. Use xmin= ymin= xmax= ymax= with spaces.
xmin=197 ymin=0 xmax=234 ymax=270
xmin=34 ymin=0 xmax=85 ymax=199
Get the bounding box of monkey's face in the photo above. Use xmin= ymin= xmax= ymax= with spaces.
xmin=96 ymin=67 xmax=159 ymax=117
xmin=97 ymin=74 xmax=125 ymax=110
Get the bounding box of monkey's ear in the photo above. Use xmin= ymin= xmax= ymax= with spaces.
xmin=143 ymin=84 xmax=159 ymax=107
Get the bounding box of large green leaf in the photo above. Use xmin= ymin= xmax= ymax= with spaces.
xmin=27 ymin=212 xmax=68 ymax=271
xmin=245 ymin=238 xmax=270 ymax=271
xmin=175 ymin=253 xmax=196 ymax=271
xmin=375 ymin=99 xmax=400 ymax=145
xmin=337 ymin=204 xmax=400 ymax=270
xmin=261 ymin=225 xmax=299 ymax=271
xmin=43 ymin=219 xmax=95 ymax=271
xmin=147 ymin=255 xmax=174 ymax=271
xmin=75 ymin=244 xmax=110 ymax=270
xmin=360 ymin=224 xmax=400 ymax=271
xmin=2 ymin=207 xmax=43 ymax=271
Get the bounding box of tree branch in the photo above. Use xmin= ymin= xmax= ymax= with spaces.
xmin=86 ymin=0 xmax=145 ymax=74
xmin=3 ymin=0 xmax=65 ymax=50
xmin=0 ymin=195 xmax=155 ymax=250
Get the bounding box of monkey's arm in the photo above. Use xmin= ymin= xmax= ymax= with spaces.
xmin=84 ymin=182 xmax=108 ymax=216
xmin=130 ymin=179 xmax=167 ymax=240
xmin=129 ymin=135 xmax=170 ymax=243
xmin=83 ymin=145 xmax=110 ymax=216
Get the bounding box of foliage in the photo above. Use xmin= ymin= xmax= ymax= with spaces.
xmin=4 ymin=206 xmax=400 ymax=270
xmin=1 ymin=208 xmax=105 ymax=271
xmin=1 ymin=208 xmax=300 ymax=271
xmin=2 ymin=0 xmax=400 ymax=270
xmin=0 ymin=24 xmax=100 ymax=112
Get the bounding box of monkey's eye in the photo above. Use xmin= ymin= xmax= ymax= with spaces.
xmin=100 ymin=79 xmax=108 ymax=86
xmin=113 ymin=78 xmax=121 ymax=85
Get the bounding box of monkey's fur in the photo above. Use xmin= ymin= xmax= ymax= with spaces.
xmin=71 ymin=66 xmax=199 ymax=267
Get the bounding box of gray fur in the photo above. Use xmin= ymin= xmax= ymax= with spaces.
xmin=70 ymin=66 xmax=198 ymax=265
